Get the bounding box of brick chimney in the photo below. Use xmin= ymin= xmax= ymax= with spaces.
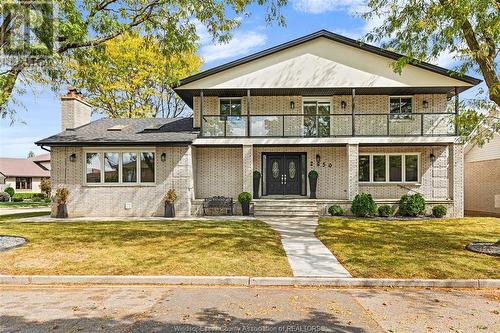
xmin=61 ymin=87 xmax=92 ymax=131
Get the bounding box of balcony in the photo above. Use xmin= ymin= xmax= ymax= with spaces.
xmin=200 ymin=113 xmax=457 ymax=137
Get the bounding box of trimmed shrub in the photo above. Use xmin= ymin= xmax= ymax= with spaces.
xmin=0 ymin=192 xmax=10 ymax=202
xmin=32 ymin=193 xmax=47 ymax=201
xmin=12 ymin=197 xmax=23 ymax=202
xmin=432 ymin=205 xmax=447 ymax=218
xmin=351 ymin=193 xmax=377 ymax=217
xmin=378 ymin=205 xmax=394 ymax=217
xmin=4 ymin=186 xmax=14 ymax=198
xmin=253 ymin=170 xmax=261 ymax=178
xmin=308 ymin=170 xmax=318 ymax=178
xmin=328 ymin=205 xmax=344 ymax=216
xmin=238 ymin=192 xmax=252 ymax=204
xmin=398 ymin=193 xmax=426 ymax=216
xmin=13 ymin=192 xmax=37 ymax=200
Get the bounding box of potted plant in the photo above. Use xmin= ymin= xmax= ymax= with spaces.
xmin=238 ymin=192 xmax=252 ymax=216
xmin=55 ymin=188 xmax=69 ymax=218
xmin=164 ymin=189 xmax=177 ymax=217
xmin=253 ymin=170 xmax=261 ymax=199
xmin=308 ymin=170 xmax=318 ymax=199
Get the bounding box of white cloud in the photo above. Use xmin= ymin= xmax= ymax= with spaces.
xmin=200 ymin=31 xmax=267 ymax=63
xmin=433 ymin=50 xmax=458 ymax=68
xmin=292 ymin=0 xmax=362 ymax=14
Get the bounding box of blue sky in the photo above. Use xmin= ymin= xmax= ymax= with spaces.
xmin=0 ymin=0 xmax=486 ymax=157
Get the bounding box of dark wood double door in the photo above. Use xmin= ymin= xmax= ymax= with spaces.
xmin=265 ymin=153 xmax=303 ymax=195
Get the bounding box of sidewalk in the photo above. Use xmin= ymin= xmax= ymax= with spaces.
xmin=261 ymin=217 xmax=351 ymax=278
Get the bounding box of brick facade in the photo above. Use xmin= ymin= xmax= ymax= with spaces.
xmin=50 ymin=142 xmax=464 ymax=217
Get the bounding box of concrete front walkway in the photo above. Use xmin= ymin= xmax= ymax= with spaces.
xmin=261 ymin=217 xmax=351 ymax=278
xmin=0 ymin=207 xmax=50 ymax=216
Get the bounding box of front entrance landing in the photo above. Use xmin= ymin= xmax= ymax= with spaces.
xmin=261 ymin=217 xmax=351 ymax=277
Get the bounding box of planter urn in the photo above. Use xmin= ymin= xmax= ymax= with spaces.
xmin=241 ymin=202 xmax=250 ymax=216
xmin=308 ymin=174 xmax=318 ymax=199
xmin=253 ymin=173 xmax=261 ymax=199
xmin=164 ymin=202 xmax=175 ymax=217
xmin=56 ymin=203 xmax=68 ymax=218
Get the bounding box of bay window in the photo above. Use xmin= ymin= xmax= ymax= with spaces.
xmin=359 ymin=154 xmax=420 ymax=183
xmin=85 ymin=151 xmax=155 ymax=185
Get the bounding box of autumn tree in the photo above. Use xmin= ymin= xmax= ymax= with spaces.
xmin=67 ymin=33 xmax=201 ymax=118
xmin=362 ymin=0 xmax=499 ymax=106
xmin=0 ymin=0 xmax=286 ymax=120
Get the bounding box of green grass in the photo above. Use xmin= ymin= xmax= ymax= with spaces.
xmin=0 ymin=201 xmax=50 ymax=208
xmin=317 ymin=217 xmax=500 ymax=279
xmin=0 ymin=219 xmax=292 ymax=276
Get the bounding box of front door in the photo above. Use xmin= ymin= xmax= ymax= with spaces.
xmin=265 ymin=154 xmax=302 ymax=195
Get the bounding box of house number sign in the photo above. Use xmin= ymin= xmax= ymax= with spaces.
xmin=310 ymin=161 xmax=333 ymax=168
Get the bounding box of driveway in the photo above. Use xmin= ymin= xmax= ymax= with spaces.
xmin=0 ymin=285 xmax=498 ymax=333
xmin=262 ymin=217 xmax=351 ymax=277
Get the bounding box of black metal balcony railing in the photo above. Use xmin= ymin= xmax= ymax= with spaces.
xmin=200 ymin=113 xmax=456 ymax=137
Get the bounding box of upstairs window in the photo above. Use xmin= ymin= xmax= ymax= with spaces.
xmin=390 ymin=96 xmax=413 ymax=120
xmin=219 ymin=99 xmax=242 ymax=117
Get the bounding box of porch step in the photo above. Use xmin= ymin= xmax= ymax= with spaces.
xmin=253 ymin=200 xmax=319 ymax=217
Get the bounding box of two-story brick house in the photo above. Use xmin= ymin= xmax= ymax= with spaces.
xmin=36 ymin=30 xmax=480 ymax=218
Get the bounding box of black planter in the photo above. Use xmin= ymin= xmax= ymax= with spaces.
xmin=56 ymin=203 xmax=68 ymax=218
xmin=253 ymin=174 xmax=261 ymax=199
xmin=164 ymin=203 xmax=175 ymax=217
xmin=308 ymin=175 xmax=318 ymax=199
xmin=241 ymin=202 xmax=250 ymax=216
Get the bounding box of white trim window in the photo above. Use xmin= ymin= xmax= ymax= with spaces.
xmin=85 ymin=151 xmax=155 ymax=185
xmin=359 ymin=153 xmax=420 ymax=184
xmin=389 ymin=96 xmax=413 ymax=120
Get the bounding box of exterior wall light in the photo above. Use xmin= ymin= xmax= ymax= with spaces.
xmin=423 ymin=100 xmax=429 ymax=109
xmin=290 ymin=101 xmax=295 ymax=109
xmin=161 ymin=153 xmax=167 ymax=162
xmin=316 ymin=154 xmax=321 ymax=164
xmin=69 ymin=153 xmax=76 ymax=162
xmin=430 ymin=153 xmax=436 ymax=162
xmin=340 ymin=100 xmax=347 ymax=110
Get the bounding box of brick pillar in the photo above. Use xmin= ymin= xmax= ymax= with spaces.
xmin=451 ymin=143 xmax=464 ymax=217
xmin=242 ymin=145 xmax=253 ymax=195
xmin=346 ymin=144 xmax=359 ymax=200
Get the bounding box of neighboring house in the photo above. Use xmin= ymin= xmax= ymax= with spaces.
xmin=464 ymin=130 xmax=500 ymax=217
xmin=0 ymin=154 xmax=51 ymax=193
xmin=36 ymin=30 xmax=480 ymax=218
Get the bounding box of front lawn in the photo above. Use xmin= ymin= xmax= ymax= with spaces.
xmin=0 ymin=218 xmax=291 ymax=276
xmin=317 ymin=217 xmax=500 ymax=279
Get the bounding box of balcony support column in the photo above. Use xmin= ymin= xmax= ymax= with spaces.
xmin=247 ymin=89 xmax=251 ymax=137
xmin=242 ymin=144 xmax=254 ymax=196
xmin=200 ymin=90 xmax=204 ymax=135
xmin=454 ymin=87 xmax=459 ymax=135
xmin=351 ymin=88 xmax=356 ymax=136
xmin=346 ymin=143 xmax=359 ymax=200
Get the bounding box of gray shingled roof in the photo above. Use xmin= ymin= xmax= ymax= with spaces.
xmin=36 ymin=118 xmax=198 ymax=146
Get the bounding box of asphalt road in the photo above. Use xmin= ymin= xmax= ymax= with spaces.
xmin=0 ymin=285 xmax=498 ymax=333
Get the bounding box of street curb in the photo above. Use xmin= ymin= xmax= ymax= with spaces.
xmin=0 ymin=275 xmax=498 ymax=288
xmin=0 ymin=275 xmax=250 ymax=286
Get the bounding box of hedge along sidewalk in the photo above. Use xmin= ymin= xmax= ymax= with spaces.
xmin=0 ymin=275 xmax=498 ymax=289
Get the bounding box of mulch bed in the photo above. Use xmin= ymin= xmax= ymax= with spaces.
xmin=466 ymin=242 xmax=500 ymax=257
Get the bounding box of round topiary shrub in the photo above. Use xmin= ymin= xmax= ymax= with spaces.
xmin=0 ymin=192 xmax=11 ymax=202
xmin=4 ymin=186 xmax=14 ymax=198
xmin=328 ymin=204 xmax=344 ymax=216
xmin=398 ymin=193 xmax=426 ymax=216
xmin=238 ymin=192 xmax=252 ymax=204
xmin=351 ymin=193 xmax=377 ymax=217
xmin=378 ymin=204 xmax=394 ymax=217
xmin=432 ymin=205 xmax=447 ymax=218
